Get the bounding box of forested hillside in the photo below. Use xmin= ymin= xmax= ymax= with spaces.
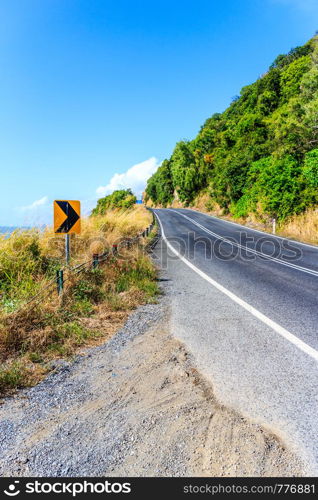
xmin=145 ymin=36 xmax=318 ymax=222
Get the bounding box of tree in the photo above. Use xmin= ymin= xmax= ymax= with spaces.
xmin=145 ymin=35 xmax=318 ymax=221
xmin=91 ymin=189 xmax=137 ymax=215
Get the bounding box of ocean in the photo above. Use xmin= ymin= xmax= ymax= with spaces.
xmin=0 ymin=227 xmax=30 ymax=236
xmin=0 ymin=227 xmax=18 ymax=234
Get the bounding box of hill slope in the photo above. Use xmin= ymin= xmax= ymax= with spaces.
xmin=145 ymin=36 xmax=318 ymax=224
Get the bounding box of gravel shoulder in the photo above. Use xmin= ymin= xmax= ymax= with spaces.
xmin=0 ymin=275 xmax=305 ymax=477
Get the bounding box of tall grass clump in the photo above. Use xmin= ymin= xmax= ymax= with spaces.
xmin=0 ymin=230 xmax=58 ymax=312
xmin=279 ymin=208 xmax=318 ymax=245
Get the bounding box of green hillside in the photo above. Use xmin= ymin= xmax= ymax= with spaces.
xmin=145 ymin=36 xmax=318 ymax=222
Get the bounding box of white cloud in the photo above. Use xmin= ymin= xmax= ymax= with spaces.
xmin=20 ymin=196 xmax=49 ymax=211
xmin=96 ymin=157 xmax=160 ymax=199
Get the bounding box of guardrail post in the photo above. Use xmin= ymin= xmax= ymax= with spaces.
xmin=56 ymin=269 xmax=64 ymax=295
xmin=92 ymin=253 xmax=99 ymax=269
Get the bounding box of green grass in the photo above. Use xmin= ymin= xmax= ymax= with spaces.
xmin=45 ymin=322 xmax=103 ymax=357
xmin=70 ymin=298 xmax=94 ymax=316
xmin=115 ymin=256 xmax=159 ymax=301
xmin=28 ymin=352 xmax=43 ymax=363
xmin=0 ymin=362 xmax=27 ymax=393
xmin=146 ymin=225 xmax=158 ymax=242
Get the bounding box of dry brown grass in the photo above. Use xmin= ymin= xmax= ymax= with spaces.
xmin=279 ymin=209 xmax=318 ymax=245
xmin=0 ymin=206 xmax=158 ymax=396
xmin=40 ymin=205 xmax=152 ymax=264
xmin=189 ymin=192 xmax=225 ymax=215
xmin=170 ymin=199 xmax=184 ymax=209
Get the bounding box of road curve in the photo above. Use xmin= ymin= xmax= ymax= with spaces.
xmin=152 ymin=208 xmax=318 ymax=474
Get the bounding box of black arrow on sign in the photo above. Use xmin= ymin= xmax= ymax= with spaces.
xmin=56 ymin=201 xmax=80 ymax=233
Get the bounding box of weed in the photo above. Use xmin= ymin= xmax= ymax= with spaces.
xmin=28 ymin=352 xmax=43 ymax=363
xmin=0 ymin=362 xmax=26 ymax=394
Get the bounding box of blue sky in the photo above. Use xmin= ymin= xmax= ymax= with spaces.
xmin=0 ymin=0 xmax=317 ymax=226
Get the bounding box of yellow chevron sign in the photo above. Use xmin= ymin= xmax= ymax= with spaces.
xmin=54 ymin=200 xmax=81 ymax=234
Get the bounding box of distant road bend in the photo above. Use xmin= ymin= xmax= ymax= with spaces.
xmin=153 ymin=208 xmax=318 ymax=474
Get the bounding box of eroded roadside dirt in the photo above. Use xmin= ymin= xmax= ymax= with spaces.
xmin=0 ymin=293 xmax=304 ymax=477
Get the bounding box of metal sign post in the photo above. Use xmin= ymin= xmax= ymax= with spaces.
xmin=65 ymin=234 xmax=71 ymax=265
xmin=54 ymin=200 xmax=81 ymax=265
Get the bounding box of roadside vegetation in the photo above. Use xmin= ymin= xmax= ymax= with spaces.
xmin=0 ymin=198 xmax=158 ymax=396
xmin=145 ymin=35 xmax=318 ymax=243
xmin=91 ymin=189 xmax=137 ymax=215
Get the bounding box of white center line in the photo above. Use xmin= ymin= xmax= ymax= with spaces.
xmin=169 ymin=209 xmax=318 ymax=278
xmin=154 ymin=210 xmax=318 ymax=363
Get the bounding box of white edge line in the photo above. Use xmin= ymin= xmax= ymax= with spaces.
xmin=154 ymin=210 xmax=318 ymax=363
xmin=183 ymin=208 xmax=318 ymax=250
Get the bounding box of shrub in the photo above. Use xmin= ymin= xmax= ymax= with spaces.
xmin=303 ymin=148 xmax=318 ymax=188
xmin=91 ymin=189 xmax=137 ymax=215
xmin=244 ymin=155 xmax=301 ymax=219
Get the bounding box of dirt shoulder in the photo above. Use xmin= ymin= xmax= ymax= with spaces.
xmin=0 ymin=289 xmax=304 ymax=477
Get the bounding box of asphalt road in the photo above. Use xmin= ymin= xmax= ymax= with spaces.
xmin=152 ymin=208 xmax=318 ymax=475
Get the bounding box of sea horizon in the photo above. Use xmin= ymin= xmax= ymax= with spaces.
xmin=0 ymin=225 xmax=34 ymax=235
